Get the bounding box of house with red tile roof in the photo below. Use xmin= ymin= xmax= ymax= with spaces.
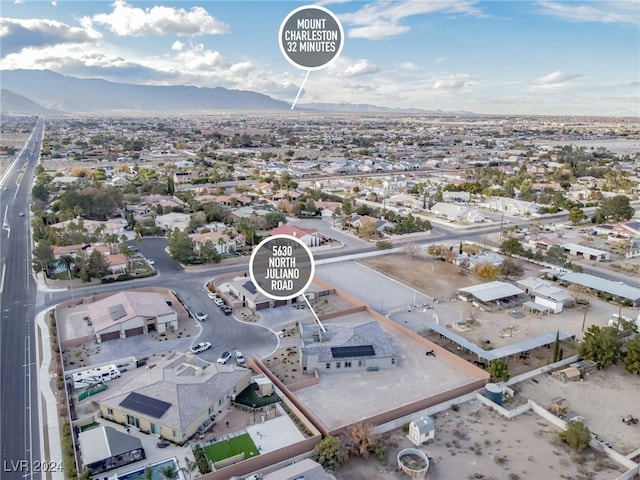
xmin=269 ymin=224 xmax=323 ymax=247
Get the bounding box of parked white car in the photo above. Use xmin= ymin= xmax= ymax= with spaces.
xmin=217 ymin=351 xmax=232 ymax=364
xmin=190 ymin=342 xmax=211 ymax=354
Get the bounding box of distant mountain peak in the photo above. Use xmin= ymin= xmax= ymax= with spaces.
xmin=0 ymin=69 xmax=291 ymax=113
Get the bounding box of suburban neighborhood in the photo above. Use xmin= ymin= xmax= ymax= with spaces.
xmin=2 ymin=111 xmax=640 ymax=480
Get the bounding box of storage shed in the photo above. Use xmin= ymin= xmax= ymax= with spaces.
xmin=408 ymin=416 xmax=435 ymax=446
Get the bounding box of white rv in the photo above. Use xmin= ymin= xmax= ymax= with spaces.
xmin=72 ymin=364 xmax=121 ymax=390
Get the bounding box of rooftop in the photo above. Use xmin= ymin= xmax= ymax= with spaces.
xmin=99 ymin=352 xmax=250 ymax=432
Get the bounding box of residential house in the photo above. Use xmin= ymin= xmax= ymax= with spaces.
xmin=87 ymin=291 xmax=178 ymax=342
xmin=98 ymin=352 xmax=251 ymax=444
xmin=190 ymin=230 xmax=241 ymax=254
xmin=300 ymin=320 xmax=397 ymax=373
xmin=269 ymin=224 xmax=323 ymax=247
xmin=351 ymin=214 xmax=394 ymax=234
xmin=527 ymin=236 xmax=563 ymax=251
xmin=155 ymin=212 xmax=191 ymax=232
xmin=430 ymin=202 xmax=485 ymax=223
xmin=482 ymin=197 xmax=538 ymax=216
xmin=78 ymin=426 xmax=145 ymax=475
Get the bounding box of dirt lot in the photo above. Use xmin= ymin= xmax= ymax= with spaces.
xmin=335 ymin=404 xmax=626 ymax=480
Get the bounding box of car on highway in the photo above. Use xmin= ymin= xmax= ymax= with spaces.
xmin=217 ymin=351 xmax=232 ymax=364
xmin=147 ymin=258 xmax=155 ymax=265
xmin=195 ymin=312 xmax=208 ymax=322
xmin=190 ymin=342 xmax=211 ymax=354
xmin=19 ymin=212 xmax=25 ymax=217
xmin=235 ymin=350 xmax=246 ymax=366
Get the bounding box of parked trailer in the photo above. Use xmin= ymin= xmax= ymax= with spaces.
xmin=72 ymin=364 xmax=121 ymax=390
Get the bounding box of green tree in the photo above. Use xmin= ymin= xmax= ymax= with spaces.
xmin=160 ymin=465 xmax=178 ymax=480
xmin=198 ymin=240 xmax=221 ymax=264
xmin=578 ymin=325 xmax=621 ymax=368
xmin=58 ymin=254 xmax=75 ymax=285
xmin=500 ymin=238 xmax=525 ymax=256
xmin=488 ymin=359 xmax=510 ymax=382
xmin=358 ymin=221 xmax=377 ymax=240
xmin=552 ymin=330 xmax=561 ymax=363
xmin=167 ymin=175 xmax=175 ymax=195
xmin=568 ymin=207 xmax=587 ymax=224
xmin=168 ymin=229 xmax=196 ymax=263
xmin=264 ymin=212 xmax=286 ymax=229
xmin=500 ymin=258 xmax=524 ymax=280
xmin=32 ymin=240 xmax=54 ymax=275
xmin=545 ymin=245 xmax=567 ymax=266
xmin=624 ymin=334 xmax=640 ymax=374
xmin=88 ymin=249 xmax=110 ymax=278
xmin=342 ymin=198 xmax=353 ymax=216
xmin=559 ymin=421 xmax=591 ymax=451
xmin=313 ymin=435 xmax=343 ymax=471
xmin=594 ymin=195 xmax=635 ymax=223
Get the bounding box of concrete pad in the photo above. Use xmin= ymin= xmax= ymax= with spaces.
xmin=245 ymin=411 xmax=306 ymax=454
xmin=293 ymin=311 xmax=481 ymax=431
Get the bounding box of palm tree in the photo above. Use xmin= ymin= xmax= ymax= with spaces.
xmin=160 ymin=465 xmax=178 ymax=480
xmin=58 ymin=254 xmax=75 ymax=295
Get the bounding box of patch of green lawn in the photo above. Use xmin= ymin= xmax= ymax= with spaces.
xmin=203 ymin=433 xmax=259 ymax=462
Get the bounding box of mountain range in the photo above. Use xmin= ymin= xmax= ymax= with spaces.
xmin=0 ymin=69 xmax=471 ymax=115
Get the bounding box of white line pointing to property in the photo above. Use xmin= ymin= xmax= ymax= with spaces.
xmin=291 ymin=70 xmax=310 ymax=110
xmin=0 ymin=262 xmax=5 ymax=294
xmin=303 ymin=294 xmax=326 ymax=333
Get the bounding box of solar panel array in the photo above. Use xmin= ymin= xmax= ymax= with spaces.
xmin=108 ymin=304 xmax=127 ymax=322
xmin=243 ymin=281 xmax=257 ymax=294
xmin=119 ymin=392 xmax=171 ymax=418
xmin=331 ymin=345 xmax=375 ymax=358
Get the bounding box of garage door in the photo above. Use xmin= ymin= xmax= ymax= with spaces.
xmin=125 ymin=327 xmax=144 ymax=337
xmin=100 ymin=331 xmax=120 ymax=341
xmin=255 ymin=302 xmax=270 ymax=310
xmin=274 ymin=299 xmax=288 ymax=307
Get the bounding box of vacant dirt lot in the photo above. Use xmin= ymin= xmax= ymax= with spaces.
xmin=335 ymin=405 xmax=626 ymax=480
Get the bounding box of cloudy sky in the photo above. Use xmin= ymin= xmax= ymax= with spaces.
xmin=1 ymin=0 xmax=638 ymax=116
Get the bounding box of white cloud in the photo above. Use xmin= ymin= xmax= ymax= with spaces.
xmin=430 ymin=73 xmax=477 ymax=90
xmin=88 ymin=0 xmax=230 ymax=37
xmin=537 ymin=1 xmax=640 ymax=25
xmin=0 ymin=18 xmax=101 ymax=55
xmin=532 ymin=71 xmax=584 ymax=86
xmin=339 ymin=59 xmax=381 ymax=77
xmin=340 ymin=0 xmax=484 ymax=39
xmin=171 ymin=40 xmax=184 ymax=51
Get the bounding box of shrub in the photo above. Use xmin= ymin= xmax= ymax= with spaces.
xmin=192 ymin=445 xmax=211 ymax=474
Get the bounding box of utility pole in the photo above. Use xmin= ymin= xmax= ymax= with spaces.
xmin=581 ymin=304 xmax=589 ymax=332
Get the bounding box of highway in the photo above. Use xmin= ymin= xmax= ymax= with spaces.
xmin=0 ymin=118 xmax=44 ymax=480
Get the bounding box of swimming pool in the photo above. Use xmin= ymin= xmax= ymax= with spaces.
xmin=116 ymin=458 xmax=181 ymax=480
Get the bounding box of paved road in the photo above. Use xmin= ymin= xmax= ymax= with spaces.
xmin=0 ymin=118 xmax=44 ymax=480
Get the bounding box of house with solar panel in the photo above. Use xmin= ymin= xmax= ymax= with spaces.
xmin=86 ymin=291 xmax=178 ymax=343
xmin=98 ymin=352 xmax=251 ymax=444
xmin=299 ymin=320 xmax=397 ymax=373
